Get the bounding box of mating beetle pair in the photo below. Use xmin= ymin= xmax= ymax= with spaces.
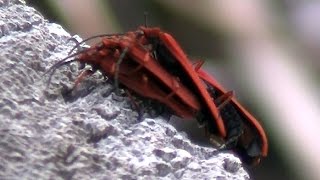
xmin=46 ymin=25 xmax=268 ymax=165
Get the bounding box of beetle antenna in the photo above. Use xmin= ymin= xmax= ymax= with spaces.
xmin=44 ymin=48 xmax=92 ymax=87
xmin=67 ymin=33 xmax=124 ymax=55
xmin=144 ymin=11 xmax=148 ymax=27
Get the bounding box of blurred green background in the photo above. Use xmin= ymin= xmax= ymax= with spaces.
xmin=26 ymin=1 xmax=320 ymax=180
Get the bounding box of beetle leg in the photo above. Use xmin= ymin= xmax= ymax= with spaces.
xmin=193 ymin=59 xmax=205 ymax=71
xmin=215 ymin=91 xmax=234 ymax=110
xmin=209 ymin=134 xmax=225 ymax=148
xmin=73 ymin=69 xmax=95 ymax=90
xmin=127 ymin=64 xmax=144 ymax=75
xmin=66 ymin=37 xmax=83 ymax=55
xmin=209 ymin=132 xmax=243 ymax=152
xmin=193 ymin=60 xmax=234 ymax=109
xmin=61 ymin=69 xmax=96 ymax=102
xmin=165 ymin=78 xmax=180 ymax=100
xmin=125 ymin=90 xmax=145 ymax=122
xmin=219 ymin=135 xmax=240 ymax=150
xmin=125 ymin=90 xmax=140 ymax=110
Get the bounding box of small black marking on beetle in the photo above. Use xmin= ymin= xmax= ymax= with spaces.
xmin=61 ymin=79 xmax=97 ymax=102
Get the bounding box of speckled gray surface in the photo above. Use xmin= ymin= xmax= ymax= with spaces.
xmin=0 ymin=1 xmax=250 ymax=179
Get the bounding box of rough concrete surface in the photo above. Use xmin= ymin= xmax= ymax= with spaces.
xmin=0 ymin=1 xmax=250 ymax=179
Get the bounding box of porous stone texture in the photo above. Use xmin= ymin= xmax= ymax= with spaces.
xmin=0 ymin=1 xmax=250 ymax=179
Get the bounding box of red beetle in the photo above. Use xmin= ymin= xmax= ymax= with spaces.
xmin=137 ymin=26 xmax=268 ymax=165
xmin=45 ymin=33 xmax=202 ymax=119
